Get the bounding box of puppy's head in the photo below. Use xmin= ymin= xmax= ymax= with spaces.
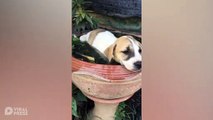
xmin=104 ymin=36 xmax=142 ymax=72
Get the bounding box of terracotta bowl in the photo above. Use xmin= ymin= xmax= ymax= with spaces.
xmin=72 ymin=56 xmax=140 ymax=80
xmin=72 ymin=56 xmax=142 ymax=102
xmin=72 ymin=71 xmax=142 ymax=102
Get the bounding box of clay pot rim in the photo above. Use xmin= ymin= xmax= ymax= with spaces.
xmin=72 ymin=56 xmax=133 ymax=69
xmin=72 ymin=56 xmax=141 ymax=80
xmin=72 ymin=71 xmax=142 ymax=82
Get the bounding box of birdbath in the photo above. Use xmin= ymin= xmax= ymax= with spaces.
xmin=72 ymin=57 xmax=142 ymax=120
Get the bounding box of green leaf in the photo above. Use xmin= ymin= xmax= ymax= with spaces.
xmin=115 ymin=102 xmax=127 ymax=120
xmin=72 ymin=97 xmax=79 ymax=117
xmin=85 ymin=15 xmax=93 ymax=26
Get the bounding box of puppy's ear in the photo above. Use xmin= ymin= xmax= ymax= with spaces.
xmin=104 ymin=43 xmax=116 ymax=62
xmin=128 ymin=35 xmax=142 ymax=48
xmin=136 ymin=40 xmax=142 ymax=48
xmin=127 ymin=35 xmax=135 ymax=40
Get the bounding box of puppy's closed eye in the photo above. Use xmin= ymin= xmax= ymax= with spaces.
xmin=121 ymin=47 xmax=130 ymax=55
xmin=122 ymin=49 xmax=129 ymax=54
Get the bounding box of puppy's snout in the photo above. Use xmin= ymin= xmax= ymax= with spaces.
xmin=134 ymin=61 xmax=141 ymax=69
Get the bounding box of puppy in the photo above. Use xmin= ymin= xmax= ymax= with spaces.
xmin=80 ymin=29 xmax=142 ymax=72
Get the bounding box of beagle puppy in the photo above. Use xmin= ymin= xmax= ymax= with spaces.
xmin=80 ymin=29 xmax=142 ymax=72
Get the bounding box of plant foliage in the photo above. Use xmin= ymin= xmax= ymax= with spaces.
xmin=72 ymin=0 xmax=99 ymax=33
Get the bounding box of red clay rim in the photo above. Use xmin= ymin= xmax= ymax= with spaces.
xmin=72 ymin=56 xmax=124 ymax=67
xmin=71 ymin=56 xmax=139 ymax=72
xmin=71 ymin=56 xmax=140 ymax=80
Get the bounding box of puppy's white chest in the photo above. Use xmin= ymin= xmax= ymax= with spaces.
xmin=92 ymin=31 xmax=117 ymax=53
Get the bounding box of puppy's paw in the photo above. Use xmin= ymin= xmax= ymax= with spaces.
xmin=79 ymin=34 xmax=87 ymax=42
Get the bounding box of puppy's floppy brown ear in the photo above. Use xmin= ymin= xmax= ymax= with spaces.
xmin=104 ymin=43 xmax=116 ymax=62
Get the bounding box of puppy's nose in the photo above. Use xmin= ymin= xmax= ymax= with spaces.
xmin=134 ymin=61 xmax=141 ymax=69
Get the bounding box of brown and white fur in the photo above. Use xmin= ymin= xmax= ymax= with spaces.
xmin=80 ymin=29 xmax=142 ymax=72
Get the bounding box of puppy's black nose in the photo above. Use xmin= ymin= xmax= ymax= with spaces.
xmin=134 ymin=61 xmax=141 ymax=69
